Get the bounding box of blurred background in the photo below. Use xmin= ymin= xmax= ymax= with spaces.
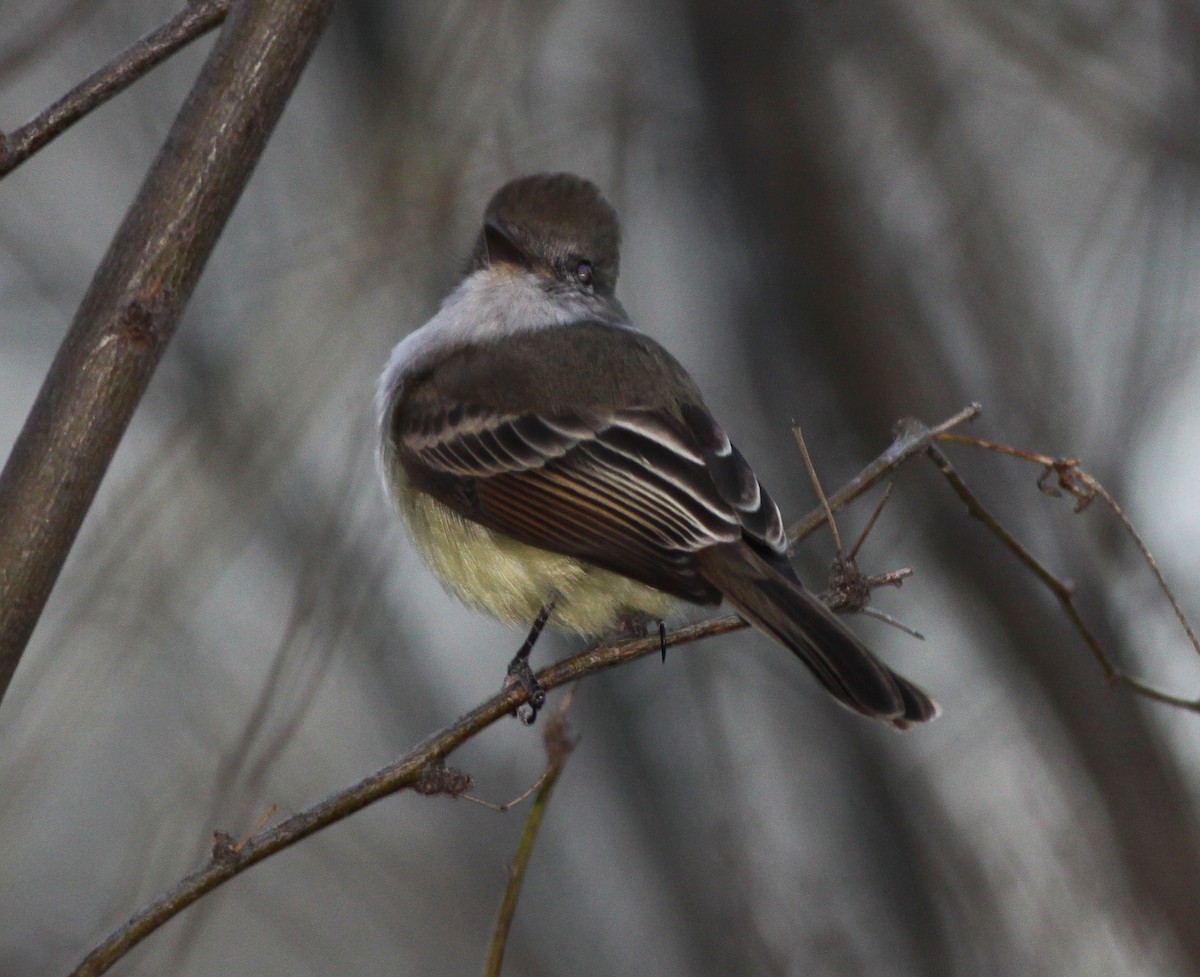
xmin=3 ymin=0 xmax=1200 ymax=973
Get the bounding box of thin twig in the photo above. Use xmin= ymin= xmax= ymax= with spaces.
xmin=935 ymin=431 xmax=1055 ymax=465
xmin=0 ymin=0 xmax=233 ymax=178
xmin=925 ymin=444 xmax=1200 ymax=713
xmin=1086 ymin=478 xmax=1200 ymax=663
xmin=232 ymin=804 xmax=276 ymax=854
xmin=791 ymin=415 xmax=952 ymax=636
xmin=464 ymin=774 xmax=550 ymax=813
xmin=847 ymin=482 xmax=895 ymax=561
xmin=465 ymin=689 xmax=580 ymax=812
xmin=787 ymin=402 xmax=982 ymax=547
xmin=485 ymin=692 xmax=579 ymax=977
xmin=860 ymin=606 xmax=924 ymax=640
xmin=938 ymin=433 xmax=1200 ymax=663
xmin=791 ymin=424 xmax=842 ymax=552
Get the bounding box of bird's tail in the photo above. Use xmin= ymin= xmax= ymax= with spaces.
xmin=696 ymin=543 xmax=939 ymax=728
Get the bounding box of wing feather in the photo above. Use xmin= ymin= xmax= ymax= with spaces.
xmin=390 ymin=385 xmax=791 ymax=603
xmin=679 ymin=403 xmax=787 ymax=554
xmin=395 ymin=395 xmax=761 ymax=599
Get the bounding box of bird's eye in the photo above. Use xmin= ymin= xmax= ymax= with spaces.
xmin=575 ymin=260 xmax=594 ymax=288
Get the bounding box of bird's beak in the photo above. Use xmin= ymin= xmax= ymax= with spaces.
xmin=482 ymin=217 xmax=528 ymax=270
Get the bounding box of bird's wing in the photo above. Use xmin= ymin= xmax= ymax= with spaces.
xmin=388 ymin=380 xmax=938 ymax=727
xmin=676 ymin=402 xmax=789 ymax=558
xmin=390 ymin=394 xmax=785 ymax=604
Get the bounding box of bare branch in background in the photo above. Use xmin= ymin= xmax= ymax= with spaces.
xmin=0 ymin=0 xmax=336 ymax=706
xmin=0 ymin=0 xmax=233 ymax=178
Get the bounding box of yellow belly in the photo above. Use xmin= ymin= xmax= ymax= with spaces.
xmin=400 ymin=486 xmax=680 ymax=635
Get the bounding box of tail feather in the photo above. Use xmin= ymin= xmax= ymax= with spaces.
xmin=696 ymin=543 xmax=938 ymax=728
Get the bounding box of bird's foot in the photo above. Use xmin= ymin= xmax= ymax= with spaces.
xmin=505 ymin=655 xmax=546 ymax=726
xmin=505 ymin=602 xmax=555 ymax=725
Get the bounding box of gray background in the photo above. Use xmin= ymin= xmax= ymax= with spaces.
xmin=3 ymin=1 xmax=1199 ymax=974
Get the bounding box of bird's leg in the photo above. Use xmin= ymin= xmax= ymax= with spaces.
xmin=506 ymin=602 xmax=554 ymax=725
xmin=658 ymin=620 xmax=667 ymax=662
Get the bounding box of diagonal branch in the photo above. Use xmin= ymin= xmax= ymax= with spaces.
xmin=0 ymin=0 xmax=233 ymax=178
xmin=787 ymin=402 xmax=982 ymax=546
xmin=0 ymin=0 xmax=336 ymax=707
xmin=67 ymin=406 xmax=989 ymax=976
xmin=929 ymin=437 xmax=1200 ymax=712
xmin=66 ymin=401 xmax=1200 ymax=973
xmin=68 ymin=614 xmax=744 ymax=977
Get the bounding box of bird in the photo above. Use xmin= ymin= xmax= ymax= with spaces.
xmin=376 ymin=172 xmax=937 ymax=728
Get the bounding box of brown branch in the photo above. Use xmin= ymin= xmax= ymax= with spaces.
xmin=57 ymin=400 xmax=1200 ymax=973
xmin=485 ymin=694 xmax=579 ymax=977
xmin=791 ymin=424 xmax=844 ymax=552
xmin=68 ymin=615 xmax=744 ymax=977
xmin=0 ymin=0 xmax=233 ymax=178
xmin=938 ymin=433 xmax=1200 ymax=665
xmin=0 ymin=0 xmax=336 ymax=706
xmin=926 ymin=442 xmax=1200 ymax=713
xmin=787 ymin=402 xmax=982 ymax=546
xmin=67 ymin=405 xmax=988 ymax=976
xmin=74 ymin=398 xmax=1200 ymax=973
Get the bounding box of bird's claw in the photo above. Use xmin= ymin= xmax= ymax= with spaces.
xmin=505 ymin=656 xmax=546 ymax=725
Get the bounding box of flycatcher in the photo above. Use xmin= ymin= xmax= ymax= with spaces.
xmin=376 ymin=173 xmax=937 ymax=728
